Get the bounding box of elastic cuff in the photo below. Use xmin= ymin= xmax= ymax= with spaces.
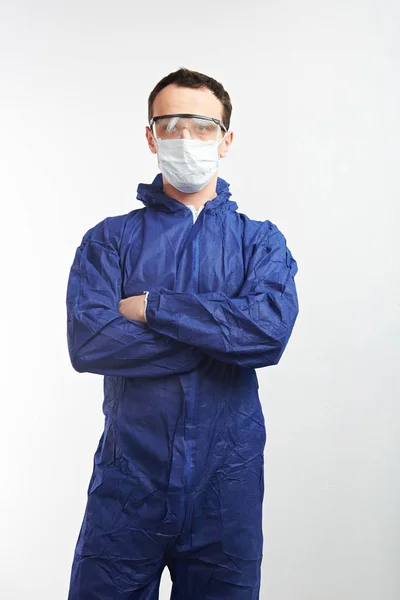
xmin=143 ymin=290 xmax=149 ymax=323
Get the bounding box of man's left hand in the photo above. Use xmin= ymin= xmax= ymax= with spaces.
xmin=118 ymin=294 xmax=147 ymax=323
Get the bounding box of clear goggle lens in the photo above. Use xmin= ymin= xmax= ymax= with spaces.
xmin=152 ymin=116 xmax=222 ymax=141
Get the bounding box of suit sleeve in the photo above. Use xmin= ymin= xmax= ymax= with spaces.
xmin=144 ymin=223 xmax=299 ymax=368
xmin=66 ymin=237 xmax=204 ymax=378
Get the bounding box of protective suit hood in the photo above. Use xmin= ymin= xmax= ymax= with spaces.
xmin=136 ymin=172 xmax=238 ymax=215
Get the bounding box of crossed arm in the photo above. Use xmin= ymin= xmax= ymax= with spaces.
xmin=66 ymin=223 xmax=299 ymax=376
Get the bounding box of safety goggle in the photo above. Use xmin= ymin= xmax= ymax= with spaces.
xmin=149 ymin=113 xmax=228 ymax=141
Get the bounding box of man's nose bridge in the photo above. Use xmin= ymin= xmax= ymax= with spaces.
xmin=179 ymin=126 xmax=192 ymax=139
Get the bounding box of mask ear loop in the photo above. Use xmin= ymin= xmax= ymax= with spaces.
xmin=218 ymin=132 xmax=228 ymax=146
xmin=216 ymin=129 xmax=229 ymax=163
xmin=216 ymin=123 xmax=229 ymax=146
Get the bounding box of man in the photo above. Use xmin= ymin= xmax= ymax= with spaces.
xmin=66 ymin=67 xmax=299 ymax=599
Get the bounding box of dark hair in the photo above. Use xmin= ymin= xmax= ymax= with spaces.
xmin=148 ymin=67 xmax=232 ymax=130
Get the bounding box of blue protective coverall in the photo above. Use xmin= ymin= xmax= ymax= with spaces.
xmin=66 ymin=173 xmax=299 ymax=599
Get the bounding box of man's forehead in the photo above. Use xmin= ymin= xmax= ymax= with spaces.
xmin=152 ymin=84 xmax=223 ymax=121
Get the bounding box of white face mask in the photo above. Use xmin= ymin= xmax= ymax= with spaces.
xmin=154 ymin=133 xmax=228 ymax=194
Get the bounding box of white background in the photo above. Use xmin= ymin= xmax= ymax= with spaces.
xmin=1 ymin=1 xmax=399 ymax=598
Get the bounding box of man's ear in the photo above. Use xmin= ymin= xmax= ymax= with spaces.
xmin=146 ymin=126 xmax=158 ymax=154
xmin=219 ymin=130 xmax=234 ymax=159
